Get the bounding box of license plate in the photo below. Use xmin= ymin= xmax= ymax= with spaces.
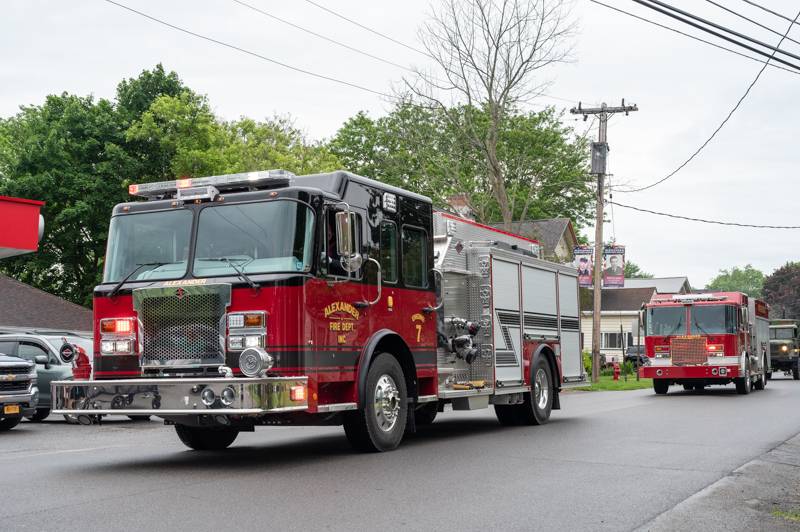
xmin=3 ymin=404 xmax=20 ymax=415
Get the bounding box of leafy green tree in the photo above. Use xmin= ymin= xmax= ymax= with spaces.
xmin=330 ymin=102 xmax=592 ymax=227
xmin=0 ymin=93 xmax=134 ymax=306
xmin=624 ymin=261 xmax=653 ymax=279
xmin=0 ymin=65 xmax=341 ymax=306
xmin=763 ymin=262 xmax=800 ymax=319
xmin=706 ymin=264 xmax=764 ymax=298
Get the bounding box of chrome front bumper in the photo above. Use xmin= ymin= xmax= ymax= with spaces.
xmin=51 ymin=376 xmax=308 ymax=416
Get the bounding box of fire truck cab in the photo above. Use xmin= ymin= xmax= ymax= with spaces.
xmin=639 ymin=292 xmax=770 ymax=395
xmin=52 ymin=170 xmax=585 ymax=451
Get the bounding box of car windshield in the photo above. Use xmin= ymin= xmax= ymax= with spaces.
xmin=193 ymin=200 xmax=314 ymax=277
xmin=690 ymin=305 xmax=737 ymax=335
xmin=771 ymin=328 xmax=795 ymax=340
xmin=104 ymin=209 xmax=193 ymax=282
xmin=646 ymin=306 xmax=686 ymax=336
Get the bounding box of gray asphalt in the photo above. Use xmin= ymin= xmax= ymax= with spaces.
xmin=2 ymin=376 xmax=800 ymax=531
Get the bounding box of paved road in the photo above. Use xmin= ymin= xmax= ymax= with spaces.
xmin=2 ymin=376 xmax=800 ymax=531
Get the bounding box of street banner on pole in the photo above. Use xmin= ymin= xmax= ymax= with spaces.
xmin=602 ymin=245 xmax=625 ymax=287
xmin=573 ymin=246 xmax=594 ymax=288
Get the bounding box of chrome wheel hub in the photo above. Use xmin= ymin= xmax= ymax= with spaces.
xmin=534 ymin=368 xmax=549 ymax=410
xmin=374 ymin=374 xmax=401 ymax=432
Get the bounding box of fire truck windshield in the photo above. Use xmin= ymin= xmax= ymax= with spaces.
xmin=646 ymin=306 xmax=686 ymax=336
xmin=689 ymin=304 xmax=737 ymax=335
xmin=193 ymin=200 xmax=314 ymax=277
xmin=104 ymin=209 xmax=192 ymax=282
xmin=771 ymin=328 xmax=795 ymax=340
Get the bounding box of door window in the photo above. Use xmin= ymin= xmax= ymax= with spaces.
xmin=18 ymin=342 xmax=52 ymax=364
xmin=402 ymin=226 xmax=428 ymax=288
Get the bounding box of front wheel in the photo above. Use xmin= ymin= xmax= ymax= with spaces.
xmin=0 ymin=417 xmax=21 ymax=431
xmin=755 ymin=357 xmax=767 ymax=390
xmin=343 ymin=353 xmax=408 ymax=452
xmin=735 ymin=367 xmax=752 ymax=395
xmin=175 ymin=425 xmax=239 ymax=451
xmin=793 ymin=363 xmax=799 ymax=380
xmin=653 ymin=379 xmax=669 ymax=395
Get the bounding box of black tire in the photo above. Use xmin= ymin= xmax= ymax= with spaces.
xmin=793 ymin=364 xmax=799 ymax=381
xmin=494 ymin=356 xmax=553 ymax=426
xmin=682 ymin=384 xmax=693 ymax=391
xmin=127 ymin=415 xmax=151 ymax=421
xmin=414 ymin=402 xmax=438 ymax=426
xmin=174 ymin=424 xmax=239 ymax=451
xmin=343 ymin=353 xmax=408 ymax=452
xmin=693 ymin=384 xmax=705 ymax=392
xmin=27 ymin=408 xmax=50 ymax=422
xmin=735 ymin=367 xmax=752 ymax=395
xmin=653 ymin=379 xmax=669 ymax=395
xmin=0 ymin=417 xmax=21 ymax=431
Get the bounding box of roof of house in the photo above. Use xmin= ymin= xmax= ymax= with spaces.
xmin=622 ymin=277 xmax=691 ymax=294
xmin=581 ymin=287 xmax=657 ymax=312
xmin=0 ymin=274 xmax=92 ymax=333
xmin=492 ymin=218 xmax=576 ymax=256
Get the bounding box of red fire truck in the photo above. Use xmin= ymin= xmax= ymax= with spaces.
xmin=52 ymin=170 xmax=586 ymax=451
xmin=639 ymin=292 xmax=770 ymax=395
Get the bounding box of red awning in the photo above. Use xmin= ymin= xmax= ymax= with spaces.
xmin=0 ymin=195 xmax=45 ymax=259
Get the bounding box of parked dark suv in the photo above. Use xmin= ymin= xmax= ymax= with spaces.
xmin=0 ymin=332 xmax=91 ymax=422
xmin=624 ymin=345 xmax=647 ymax=367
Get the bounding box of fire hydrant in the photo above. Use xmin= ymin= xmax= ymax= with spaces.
xmin=613 ymin=361 xmax=620 ymax=381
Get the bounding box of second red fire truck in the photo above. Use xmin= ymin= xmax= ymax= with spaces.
xmin=639 ymin=292 xmax=770 ymax=395
xmin=52 ymin=170 xmax=586 ymax=451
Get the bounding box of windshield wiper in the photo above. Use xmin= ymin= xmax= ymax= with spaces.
xmin=202 ymin=257 xmax=259 ymax=291
xmin=693 ymin=319 xmax=710 ymax=336
xmin=109 ymin=262 xmax=167 ymax=298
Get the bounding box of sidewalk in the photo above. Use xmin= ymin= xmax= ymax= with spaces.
xmin=637 ymin=432 xmax=800 ymax=530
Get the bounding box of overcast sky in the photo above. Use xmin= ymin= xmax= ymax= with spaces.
xmin=2 ymin=0 xmax=799 ymax=287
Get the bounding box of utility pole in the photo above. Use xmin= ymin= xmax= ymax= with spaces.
xmin=570 ymin=100 xmax=638 ymax=383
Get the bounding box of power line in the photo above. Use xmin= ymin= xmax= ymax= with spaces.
xmin=631 ymin=0 xmax=800 ymax=71
xmin=610 ymin=201 xmax=800 ymax=229
xmin=302 ymin=0 xmax=431 ymax=58
xmin=231 ymin=0 xmax=417 ymax=74
xmin=619 ymin=7 xmax=800 ymax=193
xmin=103 ymin=0 xmax=391 ymax=98
xmin=740 ymin=0 xmax=800 ymax=28
xmin=588 ymin=0 xmax=800 ymax=76
xmin=705 ymin=0 xmax=800 ymax=48
xmin=641 ymin=0 xmax=800 ymax=64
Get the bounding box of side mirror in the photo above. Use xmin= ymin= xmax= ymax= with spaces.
xmin=335 ymin=211 xmax=354 ymax=258
xmin=34 ymin=355 xmax=49 ymax=369
xmin=335 ymin=210 xmax=362 ymax=273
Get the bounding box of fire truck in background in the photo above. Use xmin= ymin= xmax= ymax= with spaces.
xmin=639 ymin=292 xmax=770 ymax=395
xmin=52 ymin=170 xmax=585 ymax=452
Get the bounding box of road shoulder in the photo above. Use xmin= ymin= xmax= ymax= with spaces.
xmin=637 ymin=433 xmax=800 ymax=531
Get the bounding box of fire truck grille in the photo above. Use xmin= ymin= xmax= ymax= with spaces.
xmin=670 ymin=337 xmax=707 ymax=366
xmin=134 ymin=285 xmax=231 ymax=367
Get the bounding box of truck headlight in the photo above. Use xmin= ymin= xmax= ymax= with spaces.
xmin=239 ymin=347 xmax=273 ymax=377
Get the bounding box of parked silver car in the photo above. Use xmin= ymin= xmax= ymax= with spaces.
xmin=0 ymin=332 xmax=91 ymax=422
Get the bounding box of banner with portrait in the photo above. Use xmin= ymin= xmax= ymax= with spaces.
xmin=602 ymin=246 xmax=625 ymax=288
xmin=573 ymin=246 xmax=594 ymax=288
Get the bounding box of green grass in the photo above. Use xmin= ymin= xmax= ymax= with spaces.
xmin=773 ymin=510 xmax=800 ymax=523
xmin=573 ymin=375 xmax=653 ymax=391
